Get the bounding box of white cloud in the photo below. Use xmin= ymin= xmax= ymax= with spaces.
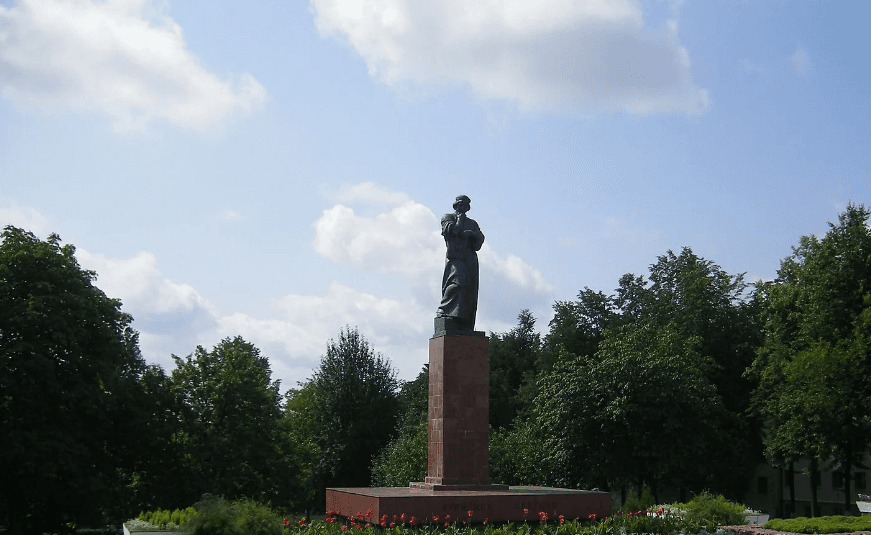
xmin=77 ymin=249 xmax=211 ymax=317
xmin=310 ymin=0 xmax=709 ymax=115
xmin=0 ymin=0 xmax=265 ymax=131
xmin=220 ymin=282 xmax=432 ymax=383
xmin=312 ymin=184 xmax=555 ymax=329
xmin=791 ymin=45 xmax=812 ymax=77
xmin=313 ymin=194 xmax=443 ymax=281
xmin=0 ymin=198 xmax=51 ymax=236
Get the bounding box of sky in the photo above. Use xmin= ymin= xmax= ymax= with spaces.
xmin=1 ymin=0 xmax=869 ymax=392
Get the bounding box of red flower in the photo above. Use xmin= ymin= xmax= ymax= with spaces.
xmin=410 ymin=516 xmax=417 ymax=526
xmin=467 ymin=510 xmax=473 ymax=517
xmin=389 ymin=522 xmax=395 ymax=528
xmin=327 ymin=510 xmax=334 ymax=516
xmin=538 ymin=512 xmax=548 ymax=524
xmin=341 ymin=526 xmax=348 ymax=532
xmin=284 ymin=518 xmax=290 ymax=527
xmin=400 ymin=513 xmax=406 ymax=522
xmin=365 ymin=523 xmax=371 ymax=528
xmin=298 ymin=519 xmax=306 ymax=526
xmin=559 ymin=515 xmax=565 ymax=525
xmin=483 ymin=519 xmax=488 ymax=525
xmin=444 ymin=522 xmax=449 ymax=527
xmin=445 ymin=515 xmax=451 ymax=521
xmin=326 ymin=518 xmax=336 ymax=524
xmin=523 ymin=509 xmax=529 ymax=516
xmin=366 ymin=509 xmax=373 ymax=517
xmin=433 ymin=516 xmax=440 ymax=523
xmin=588 ymin=514 xmax=597 ymax=521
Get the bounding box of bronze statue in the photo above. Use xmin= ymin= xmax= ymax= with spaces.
xmin=436 ymin=195 xmax=485 ymax=332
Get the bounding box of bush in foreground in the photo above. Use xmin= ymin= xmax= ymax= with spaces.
xmin=130 ymin=492 xmax=753 ymax=535
xmin=675 ymin=490 xmax=747 ymax=527
xmin=184 ymin=496 xmax=283 ymax=535
xmin=765 ymin=516 xmax=871 ymax=534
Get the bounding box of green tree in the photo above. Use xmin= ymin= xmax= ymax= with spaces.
xmin=370 ymin=420 xmax=428 ymax=487
xmin=488 ymin=310 xmax=542 ymax=429
xmin=544 ymin=288 xmax=617 ymax=363
xmin=489 ymin=418 xmax=553 ymax=486
xmin=120 ymin=363 xmax=189 ymax=512
xmin=0 ymin=227 xmax=146 ymax=534
xmin=308 ymin=327 xmax=399 ymax=491
xmin=750 ymin=203 xmax=871 ymax=515
xmin=171 ymin=337 xmax=297 ymax=507
xmin=370 ymin=365 xmax=430 ymax=487
xmin=535 ymin=321 xmax=734 ymax=499
xmin=281 ymin=382 xmax=321 ymax=514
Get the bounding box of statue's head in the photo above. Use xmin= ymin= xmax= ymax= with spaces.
xmin=453 ymin=195 xmax=471 ymax=212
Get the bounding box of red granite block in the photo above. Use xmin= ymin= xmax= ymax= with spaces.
xmin=327 ymin=487 xmax=611 ymax=523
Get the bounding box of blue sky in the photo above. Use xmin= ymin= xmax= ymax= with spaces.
xmin=2 ymin=0 xmax=869 ymax=391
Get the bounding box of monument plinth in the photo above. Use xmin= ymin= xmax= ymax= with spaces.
xmin=412 ymin=334 xmax=504 ymax=490
xmin=326 ymin=196 xmax=610 ymax=523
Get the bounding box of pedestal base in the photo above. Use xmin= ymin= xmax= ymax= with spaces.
xmin=326 ymin=486 xmax=611 ymax=524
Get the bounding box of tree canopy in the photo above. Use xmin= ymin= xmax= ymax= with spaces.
xmin=307 ymin=327 xmax=399 ymax=489
xmin=750 ymin=203 xmax=871 ymax=514
xmin=0 ymin=226 xmax=145 ymax=534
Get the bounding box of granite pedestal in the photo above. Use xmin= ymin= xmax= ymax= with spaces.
xmin=326 ymin=332 xmax=610 ymax=523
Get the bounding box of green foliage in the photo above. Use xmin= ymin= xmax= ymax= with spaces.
xmin=0 ymin=226 xmax=147 ymax=532
xmin=185 ymin=497 xmax=243 ymax=535
xmin=185 ymin=497 xmax=283 ymax=535
xmin=489 ymin=419 xmax=553 ymax=486
xmin=750 ymin=203 xmax=871 ymax=513
xmin=489 ymin=310 xmax=542 ymax=429
xmin=137 ymin=507 xmax=197 ymax=528
xmin=675 ymin=490 xmax=747 ymax=527
xmin=535 ymin=321 xmax=734 ymax=493
xmin=619 ymin=486 xmax=655 ymax=513
xmin=282 ymin=382 xmax=322 ymax=511
xmin=764 ymin=515 xmax=871 ymax=534
xmin=371 ymin=420 xmax=427 ymax=487
xmin=308 ymin=327 xmax=399 ymax=489
xmin=170 ymin=337 xmax=298 ymax=506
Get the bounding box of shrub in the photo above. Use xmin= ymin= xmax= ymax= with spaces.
xmin=136 ymin=507 xmax=197 ymax=529
xmin=765 ymin=516 xmax=871 ymax=534
xmin=185 ymin=496 xmax=243 ymax=535
xmin=619 ymin=486 xmax=655 ymax=513
xmin=184 ymin=496 xmax=282 ymax=535
xmin=675 ymin=490 xmax=747 ymax=526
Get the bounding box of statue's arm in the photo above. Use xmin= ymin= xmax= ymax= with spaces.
xmin=441 ymin=214 xmax=458 ymax=237
xmin=466 ymin=221 xmax=485 ymax=251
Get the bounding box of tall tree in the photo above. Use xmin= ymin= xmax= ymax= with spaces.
xmin=535 ymin=321 xmax=734 ymax=497
xmin=750 ymin=203 xmax=871 ymax=515
xmin=544 ymin=288 xmax=617 ymax=364
xmin=0 ymin=227 xmax=145 ymax=534
xmin=489 ymin=310 xmax=542 ymax=429
xmin=308 ymin=327 xmax=399 ymax=490
xmin=171 ymin=337 xmax=296 ymax=507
